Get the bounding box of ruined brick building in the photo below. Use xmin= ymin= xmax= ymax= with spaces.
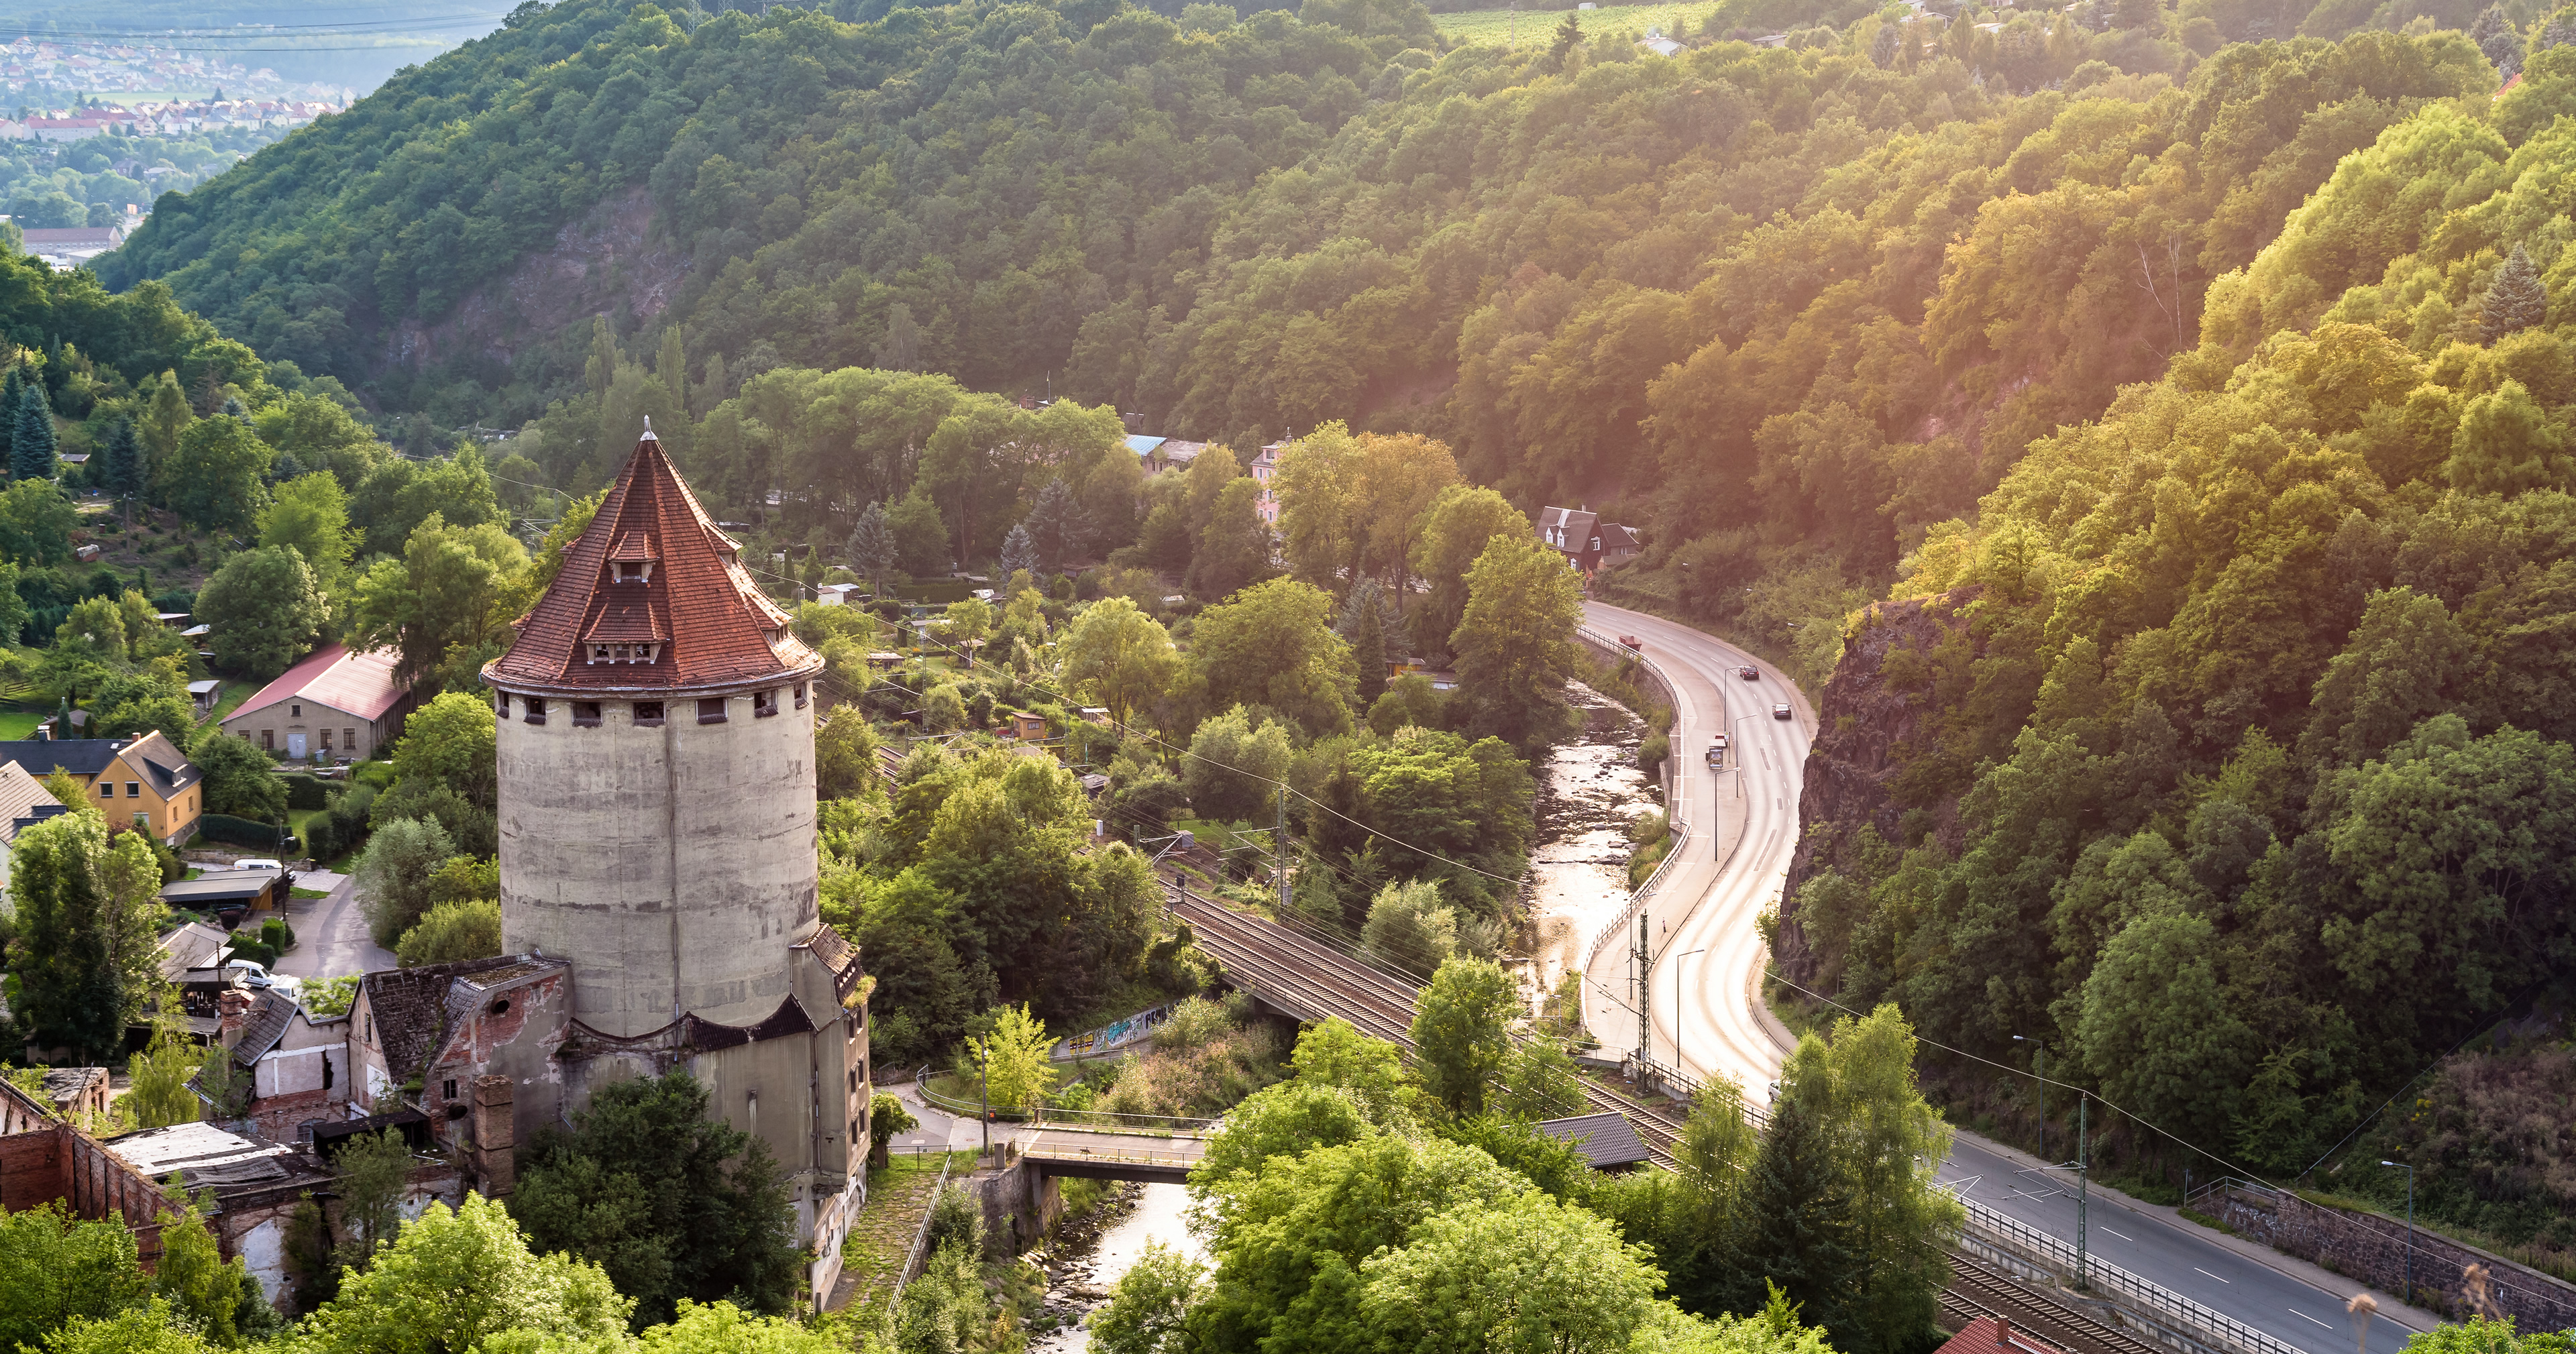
xmin=360 ymin=425 xmax=872 ymax=1298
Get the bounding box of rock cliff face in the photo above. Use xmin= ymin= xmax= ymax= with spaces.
xmin=380 ymin=185 xmax=684 ymax=378
xmin=1775 ymin=591 xmax=1974 ymax=981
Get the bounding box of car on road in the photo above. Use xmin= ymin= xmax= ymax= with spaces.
xmin=1706 ymin=734 xmax=1728 ymax=768
xmin=1737 ymin=665 xmax=1758 ymax=680
xmin=233 ymin=858 xmax=283 ymax=872
xmin=1771 ymin=702 xmax=1792 ymax=720
xmin=1618 ymin=634 xmax=1642 ymax=651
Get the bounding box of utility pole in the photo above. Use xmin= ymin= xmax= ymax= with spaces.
xmin=2076 ymin=1092 xmax=2090 ymax=1290
xmin=1634 ymin=911 xmax=1650 ymax=1074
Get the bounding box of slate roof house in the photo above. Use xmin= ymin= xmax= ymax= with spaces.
xmin=1536 ymin=506 xmax=1642 ymax=574
xmin=0 ymin=731 xmax=203 ymax=846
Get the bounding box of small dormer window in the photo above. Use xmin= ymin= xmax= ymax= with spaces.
xmin=592 ymin=644 xmax=611 ymax=663
xmin=617 ymin=561 xmax=646 ymax=583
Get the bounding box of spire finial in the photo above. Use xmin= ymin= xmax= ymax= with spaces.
xmin=641 ymin=415 xmax=657 ymax=441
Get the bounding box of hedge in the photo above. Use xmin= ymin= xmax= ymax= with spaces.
xmin=198 ymin=813 xmax=288 ymax=848
xmin=281 ymin=775 xmax=331 ymax=811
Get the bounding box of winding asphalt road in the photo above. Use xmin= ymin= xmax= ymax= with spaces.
xmin=1577 ymin=600 xmax=1810 ymax=1103
xmin=1574 ymin=600 xmax=2438 ymax=1351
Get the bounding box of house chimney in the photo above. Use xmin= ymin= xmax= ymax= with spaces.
xmin=471 ymin=1074 xmax=516 ymax=1195
xmin=217 ymin=989 xmax=252 ymax=1049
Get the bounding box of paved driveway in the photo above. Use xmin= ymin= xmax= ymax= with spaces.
xmin=274 ymin=870 xmax=396 ymax=979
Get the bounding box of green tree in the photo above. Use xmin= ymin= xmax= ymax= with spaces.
xmin=38 ymin=1300 xmax=221 ymax=1354
xmin=2481 ymin=243 xmax=2548 ymax=341
xmin=1187 ymin=577 xmax=1357 ymax=738
xmin=348 ymin=514 xmax=529 ymax=692
xmin=1748 ymin=1068 xmax=1865 ymax=1348
xmin=1061 ymin=597 xmax=1179 ymax=732
xmin=1091 ymin=1241 xmax=1206 ymax=1354
xmin=138 ymin=374 xmax=193 ymax=478
xmin=1801 ymin=1005 xmax=1961 ymax=1353
xmin=390 ymin=691 xmax=501 ymax=814
xmin=396 ymin=899 xmax=503 ymax=967
xmin=845 ymin=500 xmax=897 ymax=595
xmin=888 ymin=482 xmax=951 ymax=577
xmin=867 ymin=1092 xmax=917 ymax=1168
xmin=637 ymin=1299 xmax=845 ymax=1353
xmin=0 ymin=559 xmax=29 ymax=645
xmin=1409 ymin=485 xmax=1526 ymax=659
xmin=12 ymin=381 xmax=58 ymax=482
xmin=331 ymin=1127 xmax=415 ymax=1274
xmin=1450 ymin=533 xmax=1585 ymax=752
xmin=1356 ymin=1188 xmax=1665 ymax=1354
xmin=189 ymin=727 xmax=286 ymax=822
xmin=9 ymin=811 xmax=165 ymax=1064
xmin=0 ymin=1202 xmax=150 ymax=1352
xmin=1183 ymin=706 xmax=1294 ymax=824
xmin=1192 ymin=1081 xmax=1379 ymax=1191
xmin=354 ymin=815 xmax=457 ymax=946
xmin=964 ymin=1003 xmax=1055 ymax=1113
xmin=814 ymin=705 xmax=882 ymax=803
xmin=1342 ymin=579 xmax=1392 ymax=704
xmin=1188 ymin=477 xmax=1273 ymax=602
xmin=1359 ymin=877 xmax=1456 ymax=977
xmin=99 ymin=418 xmax=145 ymax=501
xmin=258 ymin=471 xmax=362 ymax=601
xmin=152 ymin=1184 xmax=246 ymax=1348
xmin=938 ymin=596 xmax=994 ymax=648
xmin=195 ymin=545 xmax=329 ymax=680
xmin=125 ymin=1034 xmax=203 ymax=1131
xmin=161 ymin=416 xmax=270 ymax=535
xmin=288 ymin=1194 xmax=633 ymax=1354
xmin=0 ymin=477 xmax=77 ymax=563
xmin=509 ymin=1070 xmax=801 ymax=1326
xmin=1409 ymin=958 xmax=1517 ymax=1115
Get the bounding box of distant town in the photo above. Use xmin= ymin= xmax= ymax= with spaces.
xmin=3 ymin=34 xmax=356 ymax=110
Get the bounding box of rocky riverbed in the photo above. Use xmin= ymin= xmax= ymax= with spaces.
xmin=1026 ymin=1182 xmax=1201 ymax=1351
xmin=1521 ymin=681 xmax=1661 ymax=998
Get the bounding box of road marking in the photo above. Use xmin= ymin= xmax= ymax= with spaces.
xmin=2193 ymin=1267 xmax=2229 ymax=1283
xmin=2100 ymin=1227 xmax=2131 ymax=1241
xmin=2290 ymin=1309 xmax=2333 ymax=1330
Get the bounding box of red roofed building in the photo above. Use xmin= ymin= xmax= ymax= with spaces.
xmin=1935 ymin=1316 xmax=2062 ymax=1354
xmin=468 ymin=426 xmax=867 ymax=1293
xmin=219 ymin=643 xmax=414 ymax=761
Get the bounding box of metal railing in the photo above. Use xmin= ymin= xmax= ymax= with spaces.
xmin=912 ymin=1075 xmax=1215 ymax=1137
xmin=1019 ymin=1144 xmax=1205 ymax=1170
xmin=1957 ymin=1196 xmax=2315 ymax=1354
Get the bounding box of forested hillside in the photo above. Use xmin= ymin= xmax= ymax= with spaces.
xmin=1780 ymin=65 xmax=2576 ymax=1270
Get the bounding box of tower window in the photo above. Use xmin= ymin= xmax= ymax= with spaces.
xmin=496 ymin=691 xmax=510 ymax=718
xmin=753 ymin=689 xmax=778 ymax=718
xmin=524 ymin=699 xmax=547 ymax=726
xmin=443 ymin=1078 xmax=457 ymax=1100
xmin=633 ymin=701 xmax=665 ymax=726
xmin=698 ymin=697 xmax=728 ymax=724
xmin=793 ymin=683 xmax=808 ymax=709
xmin=573 ymin=701 xmax=602 ymax=727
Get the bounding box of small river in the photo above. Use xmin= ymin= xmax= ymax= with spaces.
xmin=1026 ymin=693 xmax=1652 ymax=1342
xmin=1030 ymin=1184 xmax=1201 ymax=1352
xmin=1521 ymin=681 xmax=1660 ymax=999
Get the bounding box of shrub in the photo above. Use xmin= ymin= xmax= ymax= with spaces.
xmin=281 ymin=775 xmax=331 ymax=811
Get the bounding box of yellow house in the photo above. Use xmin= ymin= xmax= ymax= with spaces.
xmin=0 ymin=730 xmax=205 ymax=847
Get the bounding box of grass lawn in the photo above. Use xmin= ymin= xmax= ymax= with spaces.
xmin=835 ymin=1149 xmax=975 ymax=1321
xmin=203 ymin=679 xmax=260 ymax=724
xmin=0 ymin=710 xmax=42 ymax=740
xmin=1434 ymin=0 xmax=1722 ymax=45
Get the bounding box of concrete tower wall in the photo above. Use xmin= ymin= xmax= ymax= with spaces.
xmin=496 ymin=683 xmax=820 ymax=1035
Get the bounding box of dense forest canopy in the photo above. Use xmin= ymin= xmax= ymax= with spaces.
xmin=76 ymin=0 xmax=2576 ymax=1275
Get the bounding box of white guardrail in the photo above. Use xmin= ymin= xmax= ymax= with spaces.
xmin=1957 ymin=1196 xmax=2316 ymax=1354
xmin=1574 ymin=629 xmax=1695 ymax=976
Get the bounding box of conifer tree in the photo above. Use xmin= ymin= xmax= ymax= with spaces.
xmin=0 ymin=365 xmax=21 ymax=475
xmin=1748 ymin=1074 xmax=1865 ymax=1346
xmin=2482 ymin=243 xmax=2548 ymax=342
xmin=846 ymin=499 xmax=898 ymax=596
xmin=1546 ymin=13 xmax=1582 ymax=70
xmin=12 ymin=383 xmax=58 ymax=482
xmin=998 ymin=521 xmax=1040 ymax=582
xmin=1025 ymin=475 xmax=1083 ymax=572
xmin=101 ymin=416 xmax=144 ymax=499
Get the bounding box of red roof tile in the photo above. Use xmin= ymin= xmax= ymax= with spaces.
xmin=229 ymin=644 xmax=409 ymax=723
xmin=485 ymin=431 xmax=816 ymax=694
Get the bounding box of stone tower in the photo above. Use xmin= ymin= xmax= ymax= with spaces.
xmin=482 ymin=427 xmax=870 ymax=1295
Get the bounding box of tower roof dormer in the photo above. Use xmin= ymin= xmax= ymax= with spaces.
xmin=484 ymin=431 xmax=816 ymax=694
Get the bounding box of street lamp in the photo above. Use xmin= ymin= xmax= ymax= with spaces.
xmin=2013 ymin=1035 xmax=2044 ymax=1161
xmin=1732 ymin=714 xmax=1756 ymax=799
xmin=2381 ymin=1160 xmax=2414 ymax=1304
xmin=1672 ymin=948 xmax=1705 ymax=1070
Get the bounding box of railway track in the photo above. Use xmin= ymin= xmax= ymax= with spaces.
xmin=1168 ymin=883 xmax=1682 ymax=1168
xmin=1940 ymin=1255 xmax=2172 ymax=1354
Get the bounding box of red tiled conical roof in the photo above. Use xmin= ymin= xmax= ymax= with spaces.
xmin=484 ymin=430 xmax=817 ymax=694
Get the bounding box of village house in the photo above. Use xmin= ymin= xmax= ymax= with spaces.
xmin=219 ymin=643 xmax=413 ymax=761
xmin=1536 ymin=505 xmax=1642 ymax=574
xmin=0 ymin=730 xmax=203 ymax=847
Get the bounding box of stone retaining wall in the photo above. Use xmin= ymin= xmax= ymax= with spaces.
xmin=2204 ymin=1182 xmax=2576 ymax=1326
